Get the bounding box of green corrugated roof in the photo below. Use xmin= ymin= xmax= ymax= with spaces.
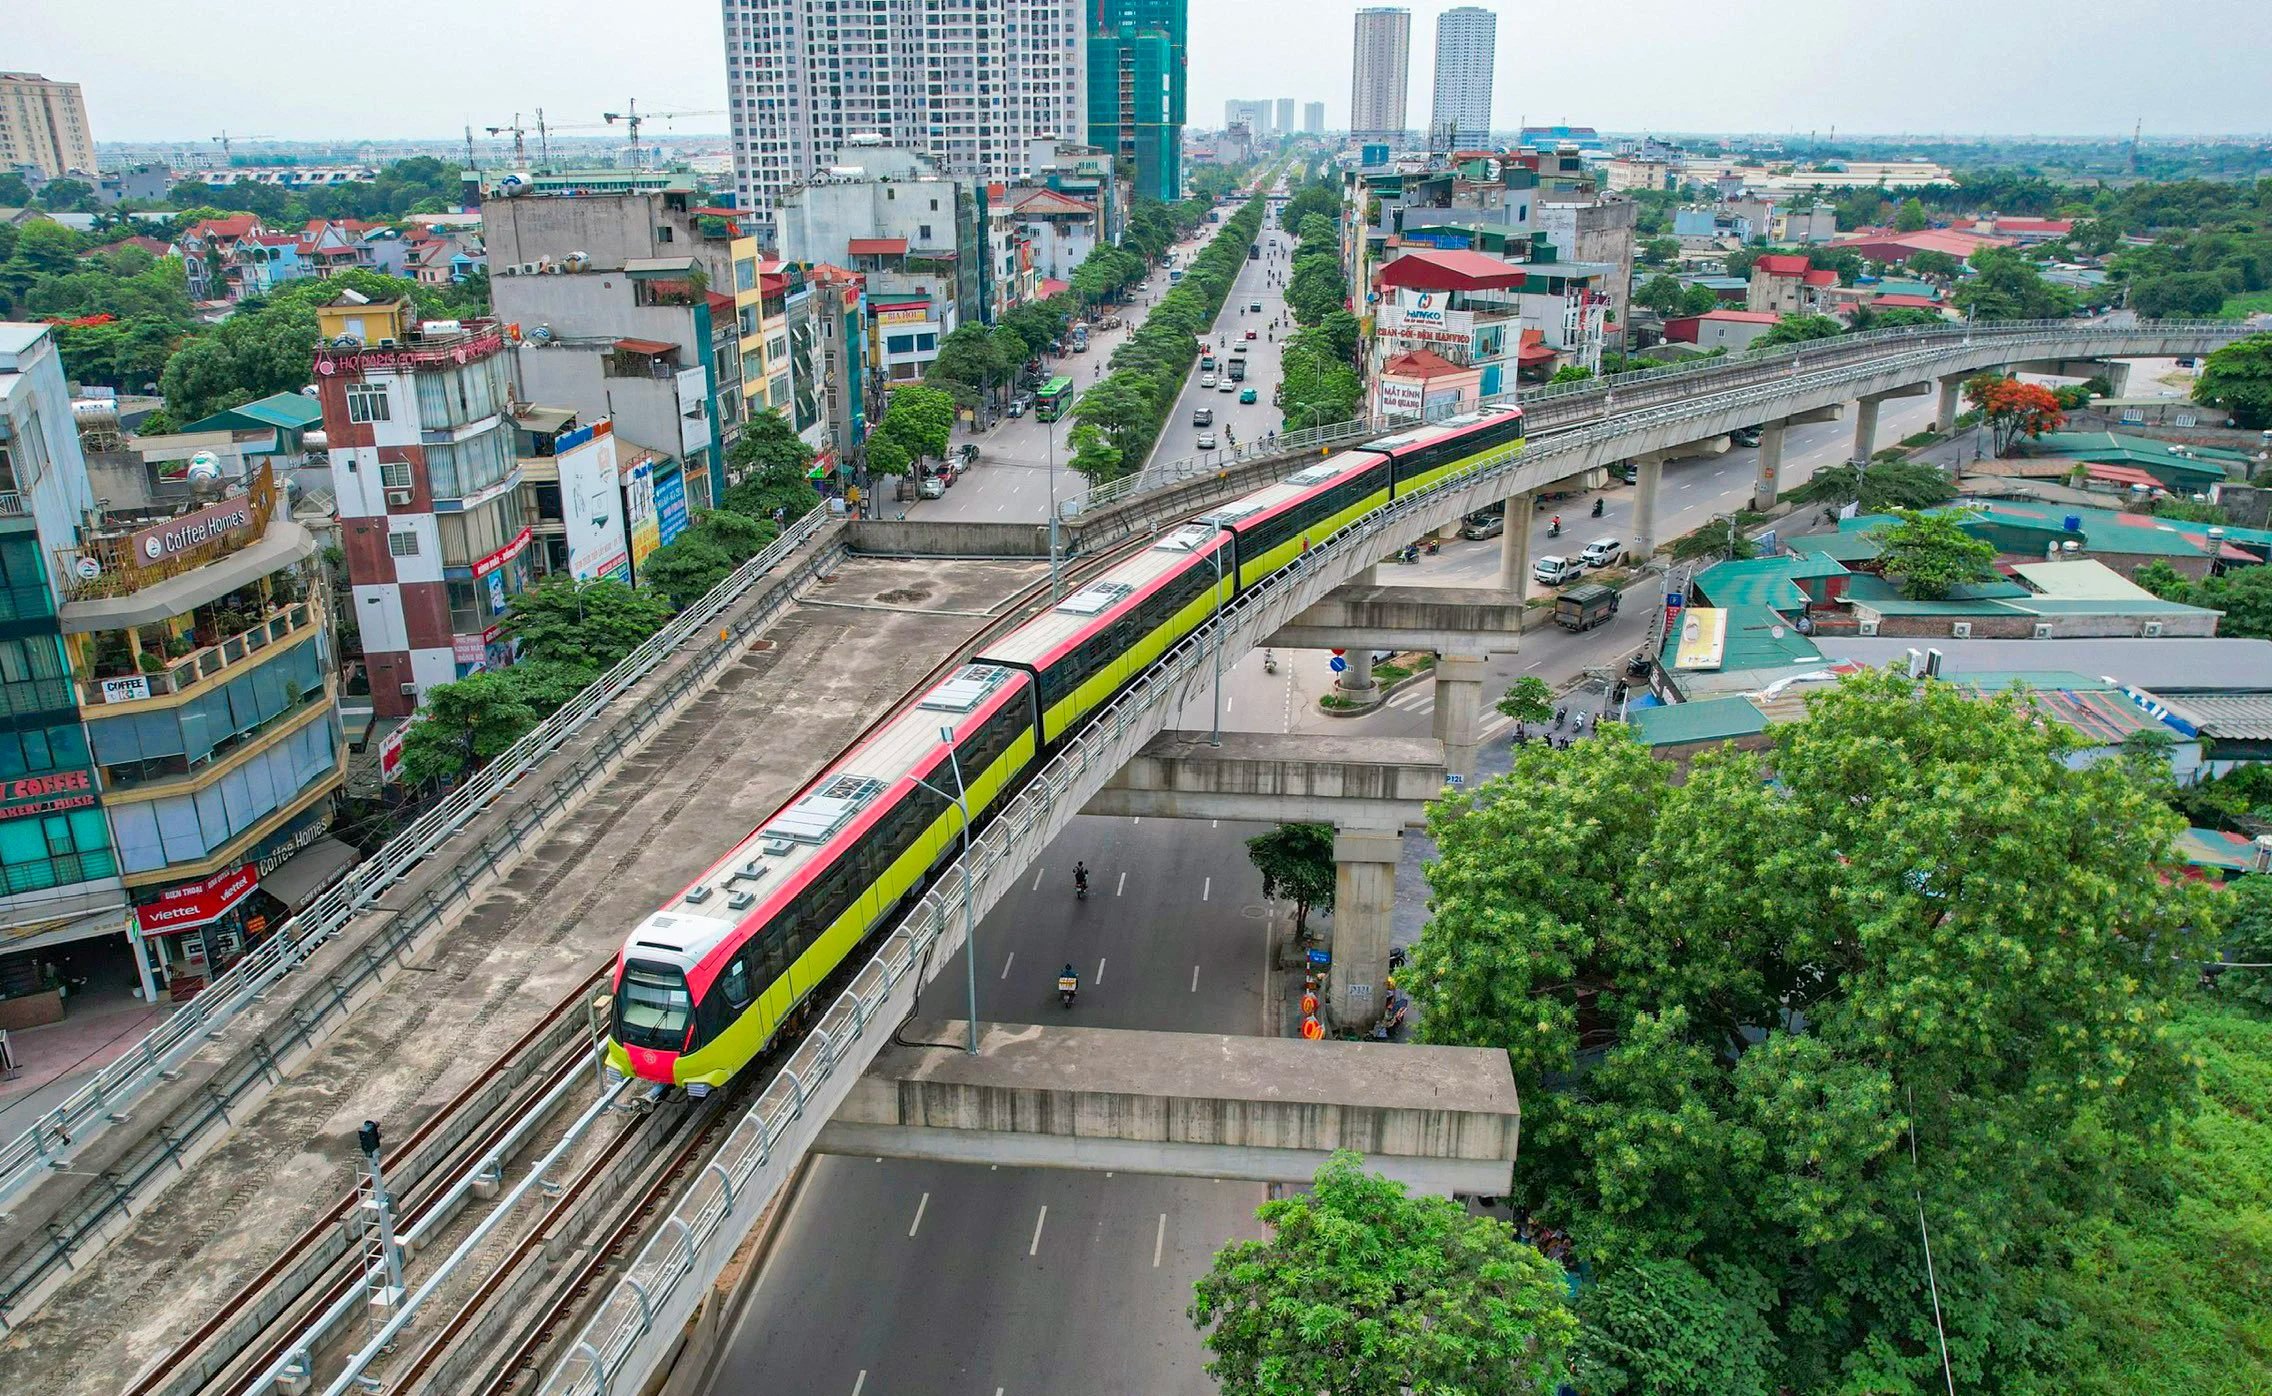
xmin=2024 ymin=432 xmax=2234 ymax=480
xmin=1628 ymin=695 xmax=1769 ymax=747
xmin=1958 ymin=499 xmax=2234 ymax=559
xmin=183 ymin=391 xmax=323 ymax=434
xmin=1944 ymin=671 xmax=2111 ymax=693
xmin=1659 ymin=602 xmax=1827 ymax=670
xmin=1693 ymin=552 xmax=1848 ymax=611
xmin=2018 ymin=598 xmax=2220 ymax=616
xmin=1793 ymin=526 xmax=1887 ymax=562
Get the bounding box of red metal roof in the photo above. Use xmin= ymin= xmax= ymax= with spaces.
xmin=848 ymin=236 xmax=908 ymax=256
xmin=2083 ymin=462 xmax=2161 ymax=488
xmin=1375 ymin=247 xmax=1527 ymax=292
xmin=1802 ymin=268 xmax=1838 ymax=287
xmin=613 ymin=337 xmax=678 ymax=356
xmin=1755 ymin=254 xmax=1810 ymax=276
xmin=1870 ymin=294 xmax=1943 ymax=310
xmin=1515 ymin=342 xmax=1559 ymax=363
xmin=1379 ymin=348 xmax=1464 ymax=376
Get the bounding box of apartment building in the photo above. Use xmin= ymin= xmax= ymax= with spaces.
xmin=0 ymin=72 xmax=96 ymax=179
xmin=1304 ymin=102 xmax=1326 ymax=135
xmin=1350 ymin=8 xmax=1412 ymax=146
xmin=1429 ymin=7 xmax=1495 ymax=148
xmin=721 ymin=0 xmax=1087 ymax=237
xmin=1087 ymin=0 xmax=1186 ymax=202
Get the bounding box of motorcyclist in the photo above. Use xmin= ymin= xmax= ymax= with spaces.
xmin=1592 ymin=497 xmax=1605 ymax=517
xmin=1073 ymin=861 xmax=1089 ymax=896
xmin=1059 ymin=963 xmax=1079 ymax=1004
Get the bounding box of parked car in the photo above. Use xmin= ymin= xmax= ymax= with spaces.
xmin=1008 ymin=396 xmax=1031 ymax=418
xmin=1618 ymin=462 xmax=1638 ymax=485
xmin=1532 ymin=555 xmax=1583 ymax=587
xmin=1731 ymin=426 xmax=1762 ymax=448
xmin=1580 ymin=537 xmax=1623 ymax=568
xmin=918 ymin=474 xmax=946 ymax=500
xmin=1460 ymin=506 xmax=1506 ymax=540
xmin=1196 ymin=430 xmax=1219 ymax=449
xmin=1193 ymin=406 xmax=1214 ymax=427
xmin=1239 ymin=388 xmax=1258 ymax=404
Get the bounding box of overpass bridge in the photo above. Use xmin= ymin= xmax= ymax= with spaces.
xmin=0 ymin=317 xmax=2245 ymax=1395
xmin=536 ymin=315 xmax=2250 ymax=1396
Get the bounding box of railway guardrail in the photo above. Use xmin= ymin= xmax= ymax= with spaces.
xmin=0 ymin=505 xmax=841 ymax=1325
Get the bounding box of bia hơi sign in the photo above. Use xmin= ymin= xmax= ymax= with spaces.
xmin=136 ymin=862 xmax=258 ymax=934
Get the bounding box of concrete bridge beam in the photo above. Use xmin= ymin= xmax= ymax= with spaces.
xmin=1432 ymin=654 xmax=1488 ymax=781
xmin=2013 ymin=358 xmax=2132 ymax=394
xmin=1332 ymin=825 xmax=1402 ymax=1031
xmin=1266 ymin=585 xmax=1528 ymax=656
xmin=1083 ymin=731 xmax=1444 ymax=827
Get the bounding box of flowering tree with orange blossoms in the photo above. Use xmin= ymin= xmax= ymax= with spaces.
xmin=1963 ymin=373 xmax=2067 ymax=456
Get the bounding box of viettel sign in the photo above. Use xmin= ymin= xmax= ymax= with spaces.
xmin=130 ymin=494 xmax=260 ymax=568
xmin=136 ymin=862 xmax=259 ymax=934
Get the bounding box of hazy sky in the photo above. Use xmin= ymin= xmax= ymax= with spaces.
xmin=15 ymin=0 xmax=2270 ymax=143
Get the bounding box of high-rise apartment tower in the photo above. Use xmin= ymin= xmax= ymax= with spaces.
xmin=721 ymin=0 xmax=1087 ymax=237
xmin=1349 ymin=8 xmax=1411 ymax=147
xmin=1087 ymin=0 xmax=1186 ymax=202
xmin=0 ymin=73 xmax=96 ymax=178
xmin=1429 ymin=7 xmax=1496 ymax=147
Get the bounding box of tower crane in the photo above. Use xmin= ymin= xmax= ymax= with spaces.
xmin=601 ymin=101 xmax=729 ymax=169
xmin=485 ymin=114 xmax=532 ymax=169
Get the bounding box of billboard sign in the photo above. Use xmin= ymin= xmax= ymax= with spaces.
xmin=0 ymin=768 xmax=100 ymax=820
xmin=1398 ymin=290 xmax=1446 ymax=326
xmin=555 ymin=421 xmax=630 ymax=582
xmin=130 ymin=493 xmax=261 ymax=568
xmin=1376 ymin=378 xmax=1425 ymax=417
xmin=136 ymin=862 xmax=258 ymax=934
xmin=624 ymin=454 xmax=661 ymax=577
xmin=655 ymin=467 xmax=689 ymax=549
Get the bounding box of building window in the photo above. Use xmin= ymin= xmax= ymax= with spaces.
xmin=347 ymin=383 xmax=390 ymax=424
xmin=379 ymin=460 xmax=413 ymax=490
xmin=388 ymin=530 xmax=420 ymax=557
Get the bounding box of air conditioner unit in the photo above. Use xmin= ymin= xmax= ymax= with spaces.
xmin=1858 ymin=619 xmax=1879 ymax=637
xmin=519 ymin=262 xmax=539 ymax=276
xmin=2144 ymin=620 xmax=2165 ymax=638
xmin=385 ymin=486 xmax=414 ymax=506
xmin=2033 ymin=622 xmax=2054 ymax=640
xmin=1951 ymin=621 xmax=1973 ymax=639
xmin=398 ymin=682 xmax=418 ymax=697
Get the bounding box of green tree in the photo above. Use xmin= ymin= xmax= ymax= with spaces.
xmin=635 ymin=509 xmax=778 ymax=609
xmin=1953 ymin=246 xmax=2078 ymax=321
xmin=1495 ymin=675 xmax=1554 ymax=726
xmin=1635 ymin=273 xmax=1686 ymax=316
xmin=1064 ymin=422 xmax=1123 ymax=485
xmin=875 ymin=383 xmax=954 ymax=468
xmin=1243 ymin=822 xmax=1336 ymax=933
xmin=396 ymin=671 xmax=542 ymax=786
xmin=1723 ymin=246 xmax=1760 ymax=281
xmin=2134 ymin=558 xmax=2272 ymax=639
xmin=862 ymin=434 xmax=912 ymax=481
xmin=1639 ymin=236 xmax=1681 ymax=266
xmin=928 ymin=321 xmax=1005 ymax=404
xmin=1791 ymin=459 xmax=1958 ymax=514
xmin=1752 ymin=313 xmax=1845 ymax=348
xmin=2130 ymin=271 xmax=2230 ymax=319
xmin=1413 ymin=676 xmax=2215 ymax=1390
xmin=502 ymin=576 xmax=673 ymax=670
xmin=1893 ymin=196 xmax=1930 ymax=233
xmin=1676 ymin=282 xmax=1721 ymax=317
xmin=0 ymin=174 xmax=31 ymax=207
xmin=1668 ymin=516 xmax=1757 ymax=561
xmin=1191 ymin=1151 xmax=1577 ymax=1396
xmin=1908 ymin=248 xmax=1965 ymax=281
xmin=1574 ymin=1257 xmax=1778 ymax=1396
xmin=1845 ymin=304 xmax=1947 ymax=333
xmin=1549 ymin=364 xmax=1594 ymax=383
xmin=2195 ymin=333 xmax=2272 ymax=427
xmin=720 ymin=412 xmax=823 ymax=521
xmin=1868 ymin=507 xmax=1999 ymax=598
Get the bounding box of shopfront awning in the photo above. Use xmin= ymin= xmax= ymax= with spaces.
xmin=260 ymin=837 xmax=360 ymax=910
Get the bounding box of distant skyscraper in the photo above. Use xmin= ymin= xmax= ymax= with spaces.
xmin=1275 ymin=98 xmax=1295 ymax=134
xmin=1304 ymin=101 xmax=1326 ymax=135
xmin=0 ymin=72 xmax=96 ymax=178
xmin=723 ymin=0 xmax=1085 ymax=237
xmin=1429 ymin=7 xmax=1495 ymax=147
xmin=1090 ymin=0 xmax=1187 ymax=202
xmin=1226 ymin=98 xmax=1273 ymax=134
xmin=1349 ymin=8 xmax=1411 ymax=146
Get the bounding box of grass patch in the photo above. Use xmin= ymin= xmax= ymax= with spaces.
xmin=1899 ymin=429 xmax=1944 ymax=448
xmin=1319 ymin=694 xmax=1358 ymax=711
xmin=1373 ymin=662 xmax=1412 ymax=685
xmin=2219 ymin=288 xmax=2272 ymax=319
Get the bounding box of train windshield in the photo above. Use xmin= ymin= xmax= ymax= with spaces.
xmin=617 ymin=960 xmax=694 ymax=1050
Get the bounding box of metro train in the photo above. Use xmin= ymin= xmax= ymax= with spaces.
xmin=605 ymin=404 xmax=1526 ymax=1091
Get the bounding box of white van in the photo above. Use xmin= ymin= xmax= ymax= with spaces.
xmin=1532 ymin=556 xmax=1582 ymax=587
xmin=1580 ymin=538 xmax=1623 ymax=568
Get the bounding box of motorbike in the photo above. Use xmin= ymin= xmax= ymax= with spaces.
xmin=1547 ymin=523 xmax=1562 ymax=538
xmin=1075 ymin=872 xmax=1089 ymax=900
xmin=1591 ymin=497 xmax=1605 ymax=517
xmin=1396 ymin=545 xmax=1420 ymax=564
xmin=1058 ymin=976 xmax=1079 ymax=1008
xmin=1424 ymin=537 xmax=1440 ymax=556
xmin=1263 ymin=649 xmax=1278 ymax=674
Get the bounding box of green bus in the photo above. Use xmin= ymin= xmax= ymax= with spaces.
xmin=1034 ymin=375 xmax=1076 ymax=422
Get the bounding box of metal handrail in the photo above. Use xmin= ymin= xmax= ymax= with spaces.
xmin=0 ymin=506 xmax=837 ymax=1215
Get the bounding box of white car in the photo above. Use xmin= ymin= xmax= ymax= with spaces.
xmin=1200 ymin=372 xmax=1218 ymax=388
xmin=917 ymin=475 xmax=946 ymax=500
xmin=1196 ymin=430 xmax=1219 ymax=450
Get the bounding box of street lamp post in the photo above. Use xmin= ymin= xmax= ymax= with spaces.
xmin=909 ymin=725 xmax=980 ymax=1054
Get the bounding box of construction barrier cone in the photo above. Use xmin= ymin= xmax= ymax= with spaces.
xmin=1300 ymin=1015 xmax=1324 ymax=1040
xmin=1301 ymin=990 xmax=1319 ymax=1017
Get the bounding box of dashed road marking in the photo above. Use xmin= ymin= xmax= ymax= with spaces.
xmin=909 ymin=1192 xmax=930 ymax=1238
xmin=1029 ymin=1205 xmax=1048 ymax=1256
xmin=1116 ymin=870 xmax=1127 ymax=897
xmin=1000 ymin=951 xmax=1015 ymax=980
xmin=1155 ymin=1212 xmax=1168 ymax=1267
xmin=1202 ymin=876 xmax=1212 ymax=901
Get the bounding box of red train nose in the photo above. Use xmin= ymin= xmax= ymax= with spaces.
xmin=626 ymin=1044 xmax=679 ymax=1083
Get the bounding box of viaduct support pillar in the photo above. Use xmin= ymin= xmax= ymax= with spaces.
xmin=1329 ymin=826 xmax=1400 ymax=1029
xmin=1751 ymin=419 xmax=1788 ymax=512
xmin=1430 ymin=654 xmax=1487 ymax=781
xmin=1934 ymin=373 xmax=1967 ymax=434
xmin=1628 ymin=454 xmax=1665 ymax=564
xmin=1338 ymin=647 xmax=1376 ymax=701
xmin=1498 ymin=491 xmax=1533 ymax=594
xmin=1850 ymin=394 xmax=1882 ymax=466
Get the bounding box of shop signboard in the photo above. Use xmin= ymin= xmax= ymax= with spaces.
xmin=99 ymin=676 xmax=152 ymax=704
xmin=129 ymin=492 xmax=261 ymax=568
xmin=1376 ymin=378 xmax=1425 ymax=417
xmin=555 ymin=421 xmax=630 ymax=583
xmin=0 ymin=768 xmax=100 ymax=820
xmin=654 ymin=467 xmax=689 ymax=549
xmin=136 ymin=863 xmax=258 ymax=934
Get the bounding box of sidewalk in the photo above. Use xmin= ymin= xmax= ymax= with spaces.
xmin=0 ymin=992 xmax=167 ymax=1140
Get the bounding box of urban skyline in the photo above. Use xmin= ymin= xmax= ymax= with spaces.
xmin=8 ymin=0 xmax=2271 ymax=141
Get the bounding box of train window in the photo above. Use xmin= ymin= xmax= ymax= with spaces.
xmin=721 ymin=958 xmax=753 ymax=1010
xmin=617 ymin=961 xmax=694 ymax=1050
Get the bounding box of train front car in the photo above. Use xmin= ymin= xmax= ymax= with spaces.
xmin=1370 ymin=403 xmax=1527 ymax=497
xmin=603 ymin=661 xmax=1040 ymax=1094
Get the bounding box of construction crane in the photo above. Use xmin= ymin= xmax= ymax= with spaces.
xmin=485 ymin=114 xmax=531 ymax=170
xmin=601 ymin=100 xmax=728 ymax=169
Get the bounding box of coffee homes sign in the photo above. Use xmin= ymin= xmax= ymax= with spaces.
xmin=129 ymin=493 xmax=262 ymax=568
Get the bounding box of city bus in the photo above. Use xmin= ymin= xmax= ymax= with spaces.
xmin=1034 ymin=375 xmax=1076 ymax=422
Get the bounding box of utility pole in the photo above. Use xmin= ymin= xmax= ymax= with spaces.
xmin=463 ymin=125 xmax=477 ymax=172
xmin=356 ymin=1120 xmax=406 ymax=1321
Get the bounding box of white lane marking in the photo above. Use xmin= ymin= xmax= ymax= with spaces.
xmin=1000 ymin=951 xmax=1016 ymax=980
xmin=1032 ymin=866 xmax=1045 ymax=892
xmin=1029 ymin=1205 xmax=1048 ymax=1256
xmin=1116 ymin=870 xmax=1127 ymax=897
xmin=1202 ymin=876 xmax=1213 ymax=901
xmin=1132 ymin=817 xmax=1140 ymax=825
xmin=909 ymin=1191 xmax=930 ymax=1237
xmin=1679 ymin=482 xmax=1695 ymax=490
xmin=1154 ymin=1212 xmax=1168 ymax=1267
xmin=1191 ymin=964 xmax=1201 ymax=992
xmin=1096 ymin=957 xmax=1107 ymax=985
xmin=852 ymin=1372 xmax=867 ymax=1396
xmin=1211 ymin=819 xmax=1218 ymax=828
xmin=1525 ymin=660 xmax=1543 ymax=670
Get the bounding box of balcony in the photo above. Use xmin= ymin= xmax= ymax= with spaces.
xmin=0 ymin=491 xmax=24 ymax=518
xmin=79 ymin=600 xmax=319 ymax=709
xmin=311 ymin=321 xmax=504 ymax=376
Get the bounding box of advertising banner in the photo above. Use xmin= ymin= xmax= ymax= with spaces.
xmin=1376 ymin=378 xmax=1425 ymax=417
xmin=137 ymin=863 xmax=258 ymax=934
xmin=0 ymin=768 xmax=99 ymax=820
xmin=655 ymin=468 xmax=689 ymax=549
xmin=624 ymin=455 xmax=661 ymax=577
xmin=129 ymin=493 xmax=260 ymax=568
xmin=555 ymin=421 xmax=630 ymax=582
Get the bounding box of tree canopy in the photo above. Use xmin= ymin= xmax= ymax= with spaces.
xmin=1789 ymin=458 xmax=1958 ymax=514
xmin=1244 ymin=822 xmax=1335 ymax=933
xmin=501 ymin=576 xmax=673 ymax=671
xmin=1751 ymin=314 xmax=1844 ymax=348
xmin=1411 ymin=671 xmax=2216 ymax=1392
xmin=2195 ymin=333 xmax=2272 ymax=428
xmin=1191 ymin=1151 xmax=1577 ymax=1396
xmin=1952 ymin=246 xmax=2078 ymax=322
xmin=1868 ymin=507 xmax=2000 ymax=598
xmin=1963 ymin=372 xmax=2067 ymax=454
